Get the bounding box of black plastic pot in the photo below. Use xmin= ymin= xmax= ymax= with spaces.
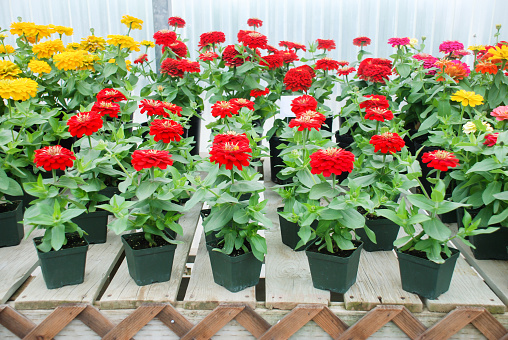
xmin=356 ymin=218 xmax=400 ymax=252
xmin=98 ymin=186 xmax=121 ymax=199
xmin=469 ymin=227 xmax=508 ymax=260
xmin=72 ymin=210 xmax=109 ymax=244
xmin=277 ymin=207 xmax=316 ymax=251
xmin=323 ymin=117 xmax=333 ymax=132
xmin=206 ymin=242 xmax=263 ymax=292
xmin=305 ymin=241 xmax=363 ymax=293
xmin=122 ymin=232 xmax=177 ymax=286
xmin=413 ymin=143 xmax=443 ymax=196
xmin=397 ymin=248 xmax=460 ymax=299
xmin=269 ymin=136 xmax=287 ymax=184
xmin=200 ymin=209 xmax=220 ymax=243
xmin=334 ymin=131 xmax=355 ymax=151
xmin=438 ymin=194 xmax=457 ymax=223
xmin=183 ymin=111 xmax=202 ymax=157
xmin=5 ymin=190 xmax=36 ymax=210
xmin=0 ymin=201 xmax=24 ymax=248
xmin=35 ymin=235 xmax=89 ymax=289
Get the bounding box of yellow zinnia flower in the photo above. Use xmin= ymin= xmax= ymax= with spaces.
xmin=140 ymin=40 xmax=155 ymax=48
xmin=48 ymin=25 xmax=73 ymax=36
xmin=0 ymin=33 xmax=7 ymax=41
xmin=80 ymin=36 xmax=106 ymax=52
xmin=78 ymin=52 xmax=100 ymax=71
xmin=107 ymin=34 xmax=140 ymax=51
xmin=53 ymin=51 xmax=85 ymax=71
xmin=32 ymin=39 xmax=64 ymax=59
xmin=28 ymin=59 xmax=52 ymax=74
xmin=10 ymin=22 xmax=35 ymax=36
xmin=121 ymin=15 xmax=143 ymax=30
xmin=0 ymin=60 xmax=21 ymax=79
xmin=65 ymin=42 xmax=81 ymax=51
xmin=450 ymin=90 xmax=484 ymax=107
xmin=0 ymin=45 xmax=15 ymax=54
xmin=0 ymin=78 xmax=39 ymax=101
xmin=488 ymin=45 xmax=508 ymax=61
xmin=468 ymin=45 xmax=485 ymax=52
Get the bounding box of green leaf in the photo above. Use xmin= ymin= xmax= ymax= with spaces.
xmin=422 ymin=218 xmax=451 ymax=242
xmin=493 ymin=191 xmax=508 ymax=201
xmin=60 ymin=208 xmax=86 ymax=222
xmin=467 ymin=158 xmax=501 ymax=173
xmin=483 ymin=181 xmax=502 ymax=205
xmin=393 ymin=235 xmax=412 ymax=247
xmin=51 ymin=224 xmax=66 ymax=251
xmin=233 ymin=208 xmax=250 ymax=224
xmin=184 ymin=188 xmax=206 ymax=211
xmin=489 ymin=209 xmax=508 ymax=225
xmin=296 ymin=169 xmax=317 ymax=188
xmin=397 ymin=63 xmax=411 ymax=78
xmin=136 ymin=181 xmax=159 ymax=200
xmin=102 ymin=63 xmax=118 ymax=78
xmin=341 ymin=208 xmax=365 ymax=229
xmin=230 ymin=180 xmax=264 ymax=193
xmin=249 ymin=234 xmax=267 ymax=256
xmin=76 ymin=81 xmax=93 ymax=96
xmin=309 ymin=182 xmax=340 ymax=199
xmin=407 ymin=194 xmax=435 ymax=211
xmin=202 ymin=205 xmax=234 ymax=232
xmin=376 ymin=209 xmax=404 ymax=226
xmin=362 ymin=224 xmax=377 ymax=244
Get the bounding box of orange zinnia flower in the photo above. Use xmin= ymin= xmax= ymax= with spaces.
xmin=475 ymin=61 xmax=498 ymax=75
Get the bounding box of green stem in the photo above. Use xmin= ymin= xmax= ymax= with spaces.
xmin=332 ymin=174 xmax=336 ymax=189
xmin=88 ymin=135 xmax=93 ymax=149
xmin=52 ymin=170 xmax=57 ymax=184
xmin=108 ymin=150 xmax=132 ymax=178
xmin=416 ymin=177 xmax=430 ymax=199
xmin=231 ymin=169 xmax=235 ymax=184
xmin=375 ymin=121 xmax=380 ymax=135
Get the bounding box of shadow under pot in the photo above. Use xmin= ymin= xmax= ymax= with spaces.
xmin=397 ymin=248 xmax=460 ymax=300
xmin=206 ymin=241 xmax=263 ymax=293
xmin=34 ymin=233 xmax=89 ymax=289
xmin=0 ymin=200 xmax=24 ymax=248
xmin=305 ymin=240 xmax=363 ymax=293
xmin=121 ymin=232 xmax=177 ymax=286
xmin=72 ymin=210 xmax=109 ymax=244
xmin=277 ymin=207 xmax=317 ymax=251
xmin=356 ymin=217 xmax=400 ymax=252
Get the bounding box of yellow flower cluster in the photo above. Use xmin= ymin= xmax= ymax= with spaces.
xmin=140 ymin=40 xmax=155 ymax=48
xmin=53 ymin=51 xmax=85 ymax=71
xmin=0 ymin=78 xmax=39 ymax=101
xmin=450 ymin=90 xmax=484 ymax=107
xmin=121 ymin=15 xmax=143 ymax=30
xmin=0 ymin=45 xmax=15 ymax=54
xmin=28 ymin=59 xmax=52 ymax=74
xmin=10 ymin=22 xmax=52 ymax=43
xmin=65 ymin=42 xmax=81 ymax=51
xmin=107 ymin=34 xmax=140 ymax=51
xmin=79 ymin=52 xmax=100 ymax=71
xmin=32 ymin=39 xmax=64 ymax=59
xmin=48 ymin=25 xmax=73 ymax=36
xmin=80 ymin=36 xmax=106 ymax=52
xmin=0 ymin=60 xmax=21 ymax=79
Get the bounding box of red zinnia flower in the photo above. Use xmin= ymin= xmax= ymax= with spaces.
xmin=365 ymin=107 xmax=394 ymax=122
xmin=131 ymin=149 xmax=173 ymax=171
xmin=139 ymin=99 xmax=165 ymax=116
xmin=289 ymin=111 xmax=324 ymax=131
xmin=388 ymin=37 xmax=410 ymax=47
xmin=211 ymin=101 xmax=239 ymax=118
xmin=91 ymin=101 xmax=121 ymax=118
xmin=134 ymin=54 xmax=148 ymax=64
xmin=167 ymin=40 xmax=188 ymax=58
xmin=237 ymin=30 xmax=255 ymax=42
xmin=421 ymin=150 xmax=460 ymax=171
xmin=247 ymin=18 xmax=263 ymax=28
xmin=240 ymin=32 xmax=268 ymax=49
xmin=315 ymin=57 xmax=340 ymax=71
xmin=199 ymin=51 xmax=219 ymax=61
xmin=230 ymin=98 xmax=255 ymax=111
xmin=296 ymin=109 xmax=326 ymax=123
xmin=291 ymin=95 xmax=318 ymax=114
xmin=209 ymin=136 xmax=252 ymax=171
xmin=96 ymin=88 xmax=126 ymax=102
xmin=353 ymin=36 xmax=371 ymax=47
xmin=213 ymin=131 xmax=250 ymax=146
xmin=160 ymin=58 xmax=184 ymax=78
xmin=222 ymin=45 xmax=246 ymax=67
xmin=198 ymin=31 xmax=226 ymax=50
xmin=67 ymin=111 xmax=103 ymax=138
xmin=310 ymin=148 xmax=355 ymax=177
xmin=338 ymin=60 xmax=349 ymax=67
xmin=316 ymin=39 xmax=336 ymax=51
xmin=484 ymin=133 xmax=499 ymax=147
xmin=297 ymin=64 xmax=316 ymax=78
xmin=34 ymin=145 xmax=76 ymax=171
xmin=178 ymin=59 xmax=200 ymax=73
xmin=153 ymin=29 xmax=177 ymax=47
xmin=265 ymin=45 xmax=280 ymax=53
xmin=370 ymin=133 xmax=405 ymax=154
xmin=279 ymin=41 xmax=306 ymax=51
xmin=161 ymin=102 xmax=183 ymax=117
xmin=359 ymin=95 xmax=390 ymax=110
xmin=260 ymin=54 xmax=284 ymax=69
xmin=337 ymin=67 xmax=356 ymax=76
xmin=277 ymin=50 xmax=299 ymax=64
xmin=250 ymin=88 xmax=270 ymax=98
xmin=168 ymin=16 xmax=186 ymax=28
xmin=149 ymin=119 xmax=184 ymax=143
xmin=357 ymin=58 xmax=392 ymax=84
xmin=284 ymin=67 xmax=313 ymax=92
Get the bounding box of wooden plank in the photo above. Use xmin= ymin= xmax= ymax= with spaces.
xmin=258 ymin=304 xmax=323 ymax=340
xmin=14 ymin=229 xmax=124 ymax=310
xmin=183 ymin=236 xmax=256 ymax=310
xmin=344 ymin=250 xmax=423 ymax=312
xmin=0 ymin=305 xmax=36 ymax=338
xmin=263 ymin=185 xmax=330 ymax=310
xmin=99 ymin=203 xmax=202 ymax=309
xmin=338 ymin=305 xmax=403 ymax=340
xmin=103 ymin=304 xmax=166 ymax=340
xmin=425 ymin=256 xmax=506 ymax=314
xmin=180 ymin=304 xmax=244 ymax=340
xmin=24 ymin=304 xmax=87 ymax=340
xmin=0 ymin=226 xmax=41 ymax=304
xmin=418 ymin=307 xmax=484 ymax=340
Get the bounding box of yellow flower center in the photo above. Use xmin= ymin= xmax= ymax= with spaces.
xmin=224 ymin=142 xmax=240 ymax=152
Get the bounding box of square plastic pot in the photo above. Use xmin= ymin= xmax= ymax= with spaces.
xmin=72 ymin=210 xmax=109 ymax=244
xmin=469 ymin=227 xmax=508 ymax=260
xmin=277 ymin=207 xmax=317 ymax=251
xmin=356 ymin=218 xmax=400 ymax=252
xmin=0 ymin=200 xmax=24 ymax=248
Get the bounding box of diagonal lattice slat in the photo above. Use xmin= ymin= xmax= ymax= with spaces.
xmin=0 ymin=302 xmax=507 ymax=339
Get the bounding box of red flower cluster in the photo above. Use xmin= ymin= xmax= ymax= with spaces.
xmin=289 ymin=110 xmax=325 ymax=131
xmin=316 ymin=39 xmax=336 ymax=51
xmin=34 ymin=145 xmax=76 ymax=171
xmin=166 ymin=40 xmax=188 ymax=58
xmin=250 ymin=88 xmax=270 ymax=98
xmin=67 ymin=111 xmax=103 ymax=138
xmin=230 ymin=98 xmax=255 ymax=111
xmin=168 ymin=16 xmax=186 ymax=28
xmin=149 ymin=119 xmax=184 ymax=143
xmin=315 ymin=57 xmax=340 ymax=71
xmin=484 ymin=133 xmax=499 ymax=147
xmin=239 ymin=32 xmax=268 ymax=49
xmin=353 ymin=36 xmax=371 ymax=47
xmin=310 ymin=148 xmax=355 ymax=177
xmin=211 ymin=100 xmax=239 ymax=118
xmin=422 ymin=150 xmax=459 ymax=171
xmin=369 ymin=132 xmax=405 ymax=154
xmin=364 ymin=107 xmax=394 ymax=122
xmin=222 ymin=45 xmax=246 ymax=67
xmin=160 ymin=58 xmax=200 ymax=78
xmin=247 ymin=18 xmax=263 ymax=28
xmin=359 ymin=95 xmax=390 ymax=109
xmin=96 ymin=88 xmax=126 ymax=102
xmin=209 ymin=133 xmax=252 ymax=170
xmin=153 ymin=29 xmax=177 ymax=47
xmin=199 ymin=51 xmax=219 ymax=61
xmin=284 ymin=67 xmax=313 ymax=92
xmin=278 ymin=50 xmax=299 ymax=64
xmin=357 ymin=58 xmax=392 ymax=84
xmin=260 ymin=54 xmax=284 ymax=69
xmin=198 ymin=31 xmax=226 ymax=50
xmin=279 ymin=41 xmax=306 ymax=51
xmin=291 ymin=95 xmax=318 ymax=114
xmin=387 ymin=37 xmax=410 ymax=47
xmin=91 ymin=101 xmax=121 ymax=118
xmin=134 ymin=54 xmax=148 ymax=64
xmin=337 ymin=67 xmax=356 ymax=76
xmin=131 ymin=149 xmax=173 ymax=171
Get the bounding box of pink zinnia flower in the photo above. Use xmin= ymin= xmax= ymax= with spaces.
xmin=388 ymin=37 xmax=410 ymax=47
xmin=439 ymin=40 xmax=464 ymax=54
xmin=491 ymin=106 xmax=508 ymax=121
xmin=484 ymin=133 xmax=499 ymax=147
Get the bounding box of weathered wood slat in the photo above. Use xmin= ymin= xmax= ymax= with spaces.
xmin=418 ymin=307 xmax=484 ymax=340
xmin=103 ymin=303 xmax=166 ymax=340
xmin=424 ymin=256 xmax=506 ymax=314
xmin=183 ymin=235 xmax=256 ymax=310
xmin=14 ymin=229 xmax=124 ymax=310
xmin=99 ymin=203 xmax=202 ymax=309
xmin=258 ymin=304 xmax=323 ymax=340
xmin=263 ymin=185 xmax=330 ymax=310
xmin=344 ymin=250 xmax=423 ymax=312
xmin=24 ymin=304 xmax=87 ymax=340
xmin=180 ymin=304 xmax=244 ymax=340
xmin=0 ymin=227 xmax=41 ymax=304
